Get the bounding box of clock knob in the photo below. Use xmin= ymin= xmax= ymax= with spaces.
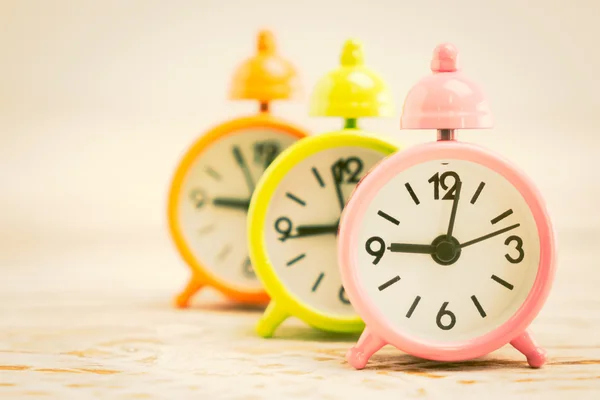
xmin=400 ymin=43 xmax=494 ymax=132
xmin=309 ymin=39 xmax=393 ymax=122
xmin=430 ymin=43 xmax=459 ymax=73
xmin=229 ymin=29 xmax=302 ymax=108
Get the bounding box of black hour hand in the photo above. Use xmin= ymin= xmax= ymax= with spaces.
xmin=388 ymin=243 xmax=435 ymax=254
xmin=212 ymin=197 xmax=250 ymax=211
xmin=296 ymin=223 xmax=338 ymax=237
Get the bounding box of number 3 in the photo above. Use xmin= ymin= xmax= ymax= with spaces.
xmin=504 ymin=235 xmax=524 ymax=263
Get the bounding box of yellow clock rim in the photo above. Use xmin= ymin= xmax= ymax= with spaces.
xmin=248 ymin=130 xmax=400 ymax=331
xmin=167 ymin=113 xmax=308 ymax=303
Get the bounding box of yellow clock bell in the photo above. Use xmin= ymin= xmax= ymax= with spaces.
xmin=247 ymin=39 xmax=401 ymax=337
xmin=167 ymin=30 xmax=309 ymax=308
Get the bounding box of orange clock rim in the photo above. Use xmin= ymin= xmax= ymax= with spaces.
xmin=167 ymin=113 xmax=308 ymax=303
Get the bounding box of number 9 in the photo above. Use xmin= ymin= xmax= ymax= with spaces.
xmin=365 ymin=236 xmax=385 ymax=265
xmin=190 ymin=189 xmax=207 ymax=208
xmin=274 ymin=217 xmax=294 ymax=242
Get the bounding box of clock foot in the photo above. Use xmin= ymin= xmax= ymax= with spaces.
xmin=255 ymin=301 xmax=288 ymax=338
xmin=510 ymin=330 xmax=547 ymax=368
xmin=346 ymin=328 xmax=385 ymax=370
xmin=174 ymin=275 xmax=204 ymax=308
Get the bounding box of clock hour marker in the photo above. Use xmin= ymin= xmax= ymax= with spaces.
xmin=286 ymin=192 xmax=306 ymax=206
xmin=491 ymin=209 xmax=514 ymax=225
xmin=286 ymin=253 xmax=306 ymax=267
xmin=470 ymin=182 xmax=486 ymax=204
xmin=406 ymin=295 xmax=421 ymax=318
xmin=405 ymin=183 xmax=420 ymax=205
xmin=217 ymin=244 xmax=232 ymax=262
xmin=197 ymin=224 xmax=216 ymax=235
xmin=377 ymin=210 xmax=400 ymax=226
xmin=378 ymin=276 xmax=401 ymax=291
xmin=311 ymin=167 xmax=325 ymax=188
xmin=470 ymin=295 xmax=487 ymax=318
xmin=312 ymin=272 xmax=325 ymax=292
xmin=491 ymin=274 xmax=514 ymax=290
xmin=205 ymin=166 xmax=221 ymax=180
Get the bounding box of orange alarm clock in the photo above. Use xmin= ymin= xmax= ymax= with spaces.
xmin=167 ymin=30 xmax=310 ymax=308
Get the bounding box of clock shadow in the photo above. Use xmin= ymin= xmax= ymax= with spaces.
xmin=175 ymin=300 xmax=267 ymax=314
xmin=266 ymin=324 xmax=361 ymax=343
xmin=361 ymin=352 xmax=531 ymax=374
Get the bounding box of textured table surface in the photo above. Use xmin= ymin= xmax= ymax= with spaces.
xmin=1 ymin=229 xmax=599 ymax=399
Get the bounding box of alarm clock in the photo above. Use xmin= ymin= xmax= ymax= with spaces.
xmin=167 ymin=30 xmax=309 ymax=308
xmin=338 ymin=43 xmax=556 ymax=368
xmin=247 ymin=39 xmax=400 ymax=337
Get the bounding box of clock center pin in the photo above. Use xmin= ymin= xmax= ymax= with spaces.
xmin=430 ymin=235 xmax=462 ymax=266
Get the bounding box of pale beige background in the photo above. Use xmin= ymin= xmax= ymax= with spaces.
xmin=1 ymin=0 xmax=599 ymax=250
xmin=1 ymin=1 xmax=600 ymax=398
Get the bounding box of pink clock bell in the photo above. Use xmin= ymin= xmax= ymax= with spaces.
xmin=337 ymin=43 xmax=556 ymax=369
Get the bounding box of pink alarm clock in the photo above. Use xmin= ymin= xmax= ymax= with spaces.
xmin=337 ymin=43 xmax=556 ymax=369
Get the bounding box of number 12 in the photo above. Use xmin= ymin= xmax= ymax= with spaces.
xmin=428 ymin=171 xmax=460 ymax=200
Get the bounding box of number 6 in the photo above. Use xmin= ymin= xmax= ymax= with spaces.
xmin=436 ymin=302 xmax=456 ymax=330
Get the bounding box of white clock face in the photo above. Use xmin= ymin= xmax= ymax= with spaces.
xmin=355 ymin=159 xmax=540 ymax=343
xmin=264 ymin=145 xmax=389 ymax=317
xmin=177 ymin=128 xmax=299 ymax=290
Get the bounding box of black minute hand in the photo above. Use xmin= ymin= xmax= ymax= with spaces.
xmin=232 ymin=146 xmax=255 ymax=193
xmin=446 ymin=181 xmax=462 ymax=238
xmin=387 ymin=243 xmax=435 ymax=254
xmin=460 ymin=223 xmax=520 ymax=248
xmin=331 ymin=162 xmax=346 ymax=212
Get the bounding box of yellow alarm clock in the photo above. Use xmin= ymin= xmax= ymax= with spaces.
xmin=168 ymin=30 xmax=309 ymax=308
xmin=247 ymin=40 xmax=400 ymax=337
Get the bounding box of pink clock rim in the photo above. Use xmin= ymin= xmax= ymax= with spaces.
xmin=338 ymin=140 xmax=557 ymax=361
